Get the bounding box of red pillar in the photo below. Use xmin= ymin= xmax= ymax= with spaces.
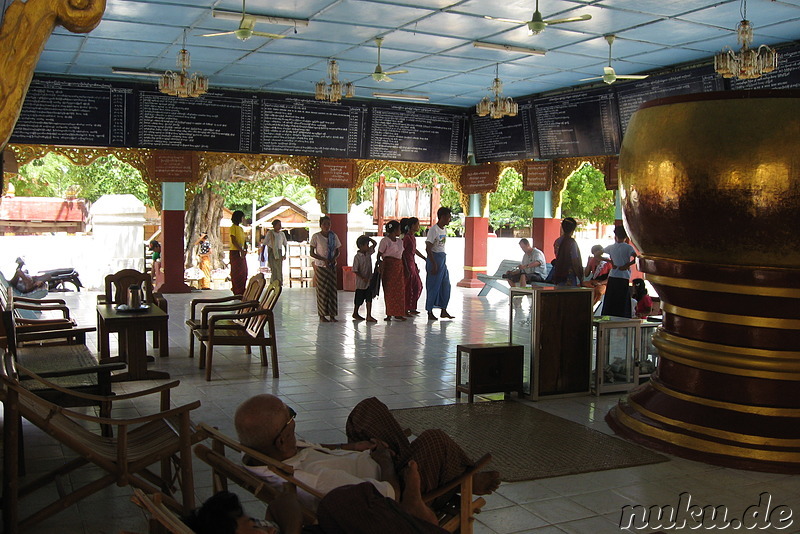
xmin=457 ymin=216 xmax=488 ymax=288
xmin=329 ymin=213 xmax=348 ymax=290
xmin=532 ymin=217 xmax=562 ymax=262
xmin=157 ymin=204 xmax=191 ymax=293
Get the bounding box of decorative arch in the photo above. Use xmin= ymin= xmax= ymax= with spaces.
xmin=552 ymin=156 xmax=613 ymax=218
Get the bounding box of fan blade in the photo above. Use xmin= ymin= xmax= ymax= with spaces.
xmin=383 ymin=69 xmax=408 ymax=75
xmin=251 ymin=31 xmax=286 ymax=39
xmin=578 ymin=76 xmax=603 ymax=81
xmin=379 ymin=76 xmax=393 ymax=82
xmin=545 ymin=14 xmax=592 ymax=25
xmin=483 ymin=15 xmax=528 ymax=24
xmin=201 ymin=31 xmax=236 ymax=37
xmin=242 ymin=15 xmax=256 ymax=30
xmin=616 ymin=75 xmax=649 ymax=80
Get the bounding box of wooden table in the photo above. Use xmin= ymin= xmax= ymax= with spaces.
xmin=96 ymin=304 xmax=170 ymax=381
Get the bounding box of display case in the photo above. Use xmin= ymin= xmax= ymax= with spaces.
xmin=509 ymin=286 xmax=593 ymax=400
xmin=592 ymin=317 xmax=662 ymax=395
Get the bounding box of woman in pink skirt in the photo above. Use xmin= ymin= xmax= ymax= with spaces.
xmin=401 ymin=217 xmax=426 ymax=316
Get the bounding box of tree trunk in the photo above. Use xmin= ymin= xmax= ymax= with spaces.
xmin=184 ymin=159 xmax=254 ymax=269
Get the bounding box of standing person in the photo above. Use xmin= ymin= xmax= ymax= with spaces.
xmin=504 ymin=238 xmax=546 ymax=287
xmin=229 ymin=210 xmax=248 ymax=296
xmin=550 ymin=218 xmax=583 ymax=286
xmin=378 ymin=220 xmax=407 ymax=322
xmin=401 ymin=217 xmax=426 ymax=316
xmin=425 ymin=207 xmax=455 ymax=321
xmin=352 ymin=235 xmax=378 ymax=323
xmin=602 ymin=225 xmax=638 ymax=318
xmin=309 ymin=216 xmax=341 ymax=322
xmin=196 ymin=233 xmax=212 ymax=290
xmin=264 ymin=219 xmax=288 ymax=285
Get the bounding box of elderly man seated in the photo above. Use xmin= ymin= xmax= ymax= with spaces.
xmin=234 ymin=395 xmax=500 ymax=513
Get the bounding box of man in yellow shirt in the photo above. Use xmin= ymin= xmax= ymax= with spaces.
xmin=229 ymin=210 xmax=247 ymax=295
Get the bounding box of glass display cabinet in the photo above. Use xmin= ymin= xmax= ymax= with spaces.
xmin=509 ymin=286 xmax=593 ymax=400
xmin=592 ymin=316 xmax=661 ymax=395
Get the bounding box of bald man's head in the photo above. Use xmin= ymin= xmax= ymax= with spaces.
xmin=234 ymin=394 xmax=296 ymax=459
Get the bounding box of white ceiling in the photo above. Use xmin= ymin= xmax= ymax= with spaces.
xmin=17 ymin=0 xmax=800 ymax=106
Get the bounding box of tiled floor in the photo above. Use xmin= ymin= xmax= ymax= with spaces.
xmin=8 ymin=285 xmax=800 ymax=534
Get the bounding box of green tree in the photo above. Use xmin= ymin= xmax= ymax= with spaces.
xmin=223 ymin=173 xmax=315 ymax=216
xmin=489 ymin=168 xmax=532 ymax=229
xmin=354 ymin=167 xmax=463 ymax=216
xmin=12 ymin=153 xmax=151 ymax=205
xmin=560 ymin=163 xmax=615 ymax=225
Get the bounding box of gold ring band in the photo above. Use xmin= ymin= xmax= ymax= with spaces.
xmin=647 ymin=274 xmax=800 ymax=299
xmin=649 ymin=379 xmax=800 ymax=417
xmin=662 ymin=303 xmax=800 ymax=330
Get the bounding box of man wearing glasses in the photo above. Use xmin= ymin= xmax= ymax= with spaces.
xmin=234 ymin=395 xmax=499 ymax=513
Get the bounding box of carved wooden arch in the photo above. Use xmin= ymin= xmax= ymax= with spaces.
xmin=352 ymin=159 xmax=465 ymax=210
xmin=551 ymin=155 xmax=612 ymax=218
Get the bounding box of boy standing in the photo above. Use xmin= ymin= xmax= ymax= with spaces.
xmin=425 ymin=207 xmax=455 ymax=321
xmin=352 ymin=235 xmax=378 ymax=322
xmin=602 ymin=226 xmax=638 ymax=317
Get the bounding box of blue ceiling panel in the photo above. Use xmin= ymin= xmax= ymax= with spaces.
xmin=215 ymin=0 xmax=340 ymax=19
xmin=758 ymin=19 xmax=800 ymax=40
xmin=563 ymin=36 xmax=664 ymax=59
xmin=88 ymin=19 xmax=177 ymax=41
xmin=410 ymin=12 xmax=518 ymax=39
xmin=82 ymin=38 xmax=169 ymax=58
xmin=103 ymin=0 xmax=208 ymax=25
xmin=337 ymin=46 xmax=421 ymax=65
xmin=234 ymin=53 xmax=321 ymax=69
xmin=595 ymin=0 xmax=734 ymax=18
xmin=565 ymin=5 xmax=665 ymax=36
xmin=678 ymin=1 xmax=800 ymax=29
xmin=316 ymin=0 xmax=434 ymax=27
xmin=407 ymin=54 xmax=491 ymax=72
xmin=287 ymin=21 xmax=380 ymax=44
xmin=34 ymin=62 xmax=72 ymax=75
xmin=41 ymin=34 xmax=86 ymax=53
xmin=453 ymin=0 xmax=590 ymax=22
xmin=491 ymin=26 xmax=597 ymax=51
xmin=628 ymin=47 xmax=711 ymax=66
xmin=510 ymin=50 xmax=601 ymax=71
xmin=380 ymin=30 xmax=470 ymax=53
xmin=620 ymin=19 xmax=728 ymax=46
xmin=254 ymin=38 xmax=352 ymax=57
xmin=37 ymin=51 xmax=76 ymax=65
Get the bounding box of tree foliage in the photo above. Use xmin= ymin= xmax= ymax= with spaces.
xmin=222 ymin=173 xmax=315 ymax=217
xmin=11 ymin=153 xmax=151 ymax=205
xmin=354 ymin=167 xmax=463 ymax=214
xmin=560 ymin=163 xmax=615 ymax=225
xmin=489 ymin=168 xmax=532 ymax=228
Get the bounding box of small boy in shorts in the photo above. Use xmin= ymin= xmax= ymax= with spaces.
xmin=352 ymin=235 xmax=378 ymax=322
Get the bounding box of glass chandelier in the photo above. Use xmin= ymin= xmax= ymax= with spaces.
xmin=476 ymin=65 xmax=518 ymax=119
xmin=159 ymin=31 xmax=209 ymax=98
xmin=315 ymin=60 xmax=355 ymax=103
xmin=714 ymin=0 xmax=777 ymax=80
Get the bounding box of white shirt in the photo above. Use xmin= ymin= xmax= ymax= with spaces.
xmin=426 ymin=224 xmax=447 ymax=254
xmin=604 ymin=242 xmax=636 ymax=280
xmin=265 ymin=229 xmax=288 ymax=257
xmin=378 ymin=237 xmax=404 ymax=259
xmin=310 ymin=232 xmax=342 ymax=267
xmin=522 ymin=247 xmax=547 ymax=279
xmin=244 ymin=440 xmax=395 ymax=510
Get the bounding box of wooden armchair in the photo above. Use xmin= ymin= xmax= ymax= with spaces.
xmin=192 ymin=280 xmax=282 ymax=381
xmin=0 ymin=287 xmax=95 ymax=345
xmin=185 ymin=272 xmax=266 ymax=359
xmin=194 ymin=423 xmax=491 ymax=533
xmin=97 ymin=269 xmax=169 ymax=359
xmin=130 ymin=489 xmax=196 ymax=534
xmin=0 ymin=351 xmax=203 ymax=534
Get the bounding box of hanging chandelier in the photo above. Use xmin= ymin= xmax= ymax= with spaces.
xmin=159 ymin=31 xmax=209 ymax=98
xmin=476 ymin=65 xmax=517 ymax=119
xmin=315 ymin=60 xmax=355 ymax=103
xmin=714 ymin=0 xmax=777 ymax=80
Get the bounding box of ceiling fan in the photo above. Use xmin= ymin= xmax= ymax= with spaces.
xmin=369 ymin=37 xmax=408 ymax=82
xmin=484 ymin=0 xmax=592 ymax=36
xmin=580 ymin=35 xmax=649 ymax=85
xmin=201 ymin=0 xmax=286 ymax=41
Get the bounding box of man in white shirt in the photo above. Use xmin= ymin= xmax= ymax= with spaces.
xmin=235 ymin=394 xmax=499 ymax=511
xmin=425 ymin=207 xmax=455 ymax=321
xmin=264 ymin=219 xmax=288 ymax=285
xmin=505 ymin=238 xmax=547 ymax=286
xmin=602 ymin=225 xmax=638 ymax=318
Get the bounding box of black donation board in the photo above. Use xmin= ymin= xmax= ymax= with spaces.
xmin=471 ymin=101 xmax=536 ymax=163
xmin=10 ymin=77 xmax=467 ymax=165
xmin=615 ymin=65 xmax=725 ymax=133
xmin=533 ymin=87 xmax=620 ymax=159
xmin=366 ymin=102 xmax=468 ymax=164
xmin=731 ymin=44 xmax=800 ymax=90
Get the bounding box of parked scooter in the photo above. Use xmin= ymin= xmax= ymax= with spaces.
xmin=13 ymin=258 xmax=83 ymax=292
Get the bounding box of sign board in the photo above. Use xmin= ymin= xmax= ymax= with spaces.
xmin=151 ymin=150 xmax=198 ymax=181
xmin=460 ymin=163 xmax=498 ymax=194
xmin=318 ymin=158 xmax=356 ymax=188
xmin=604 ymin=157 xmax=619 ymax=190
xmin=523 ymin=161 xmax=553 ymax=191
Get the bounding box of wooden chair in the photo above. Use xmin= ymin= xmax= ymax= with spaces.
xmin=185 ymin=272 xmax=266 ymax=359
xmin=129 ymin=489 xmax=195 ymax=534
xmin=97 ymin=269 xmax=169 ymax=360
xmin=0 ymin=286 xmax=95 ymax=345
xmin=194 ymin=423 xmax=491 ymax=534
xmin=193 ymin=280 xmax=282 ymax=381
xmin=0 ymin=350 xmax=203 ymax=534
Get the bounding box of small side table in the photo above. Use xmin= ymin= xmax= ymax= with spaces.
xmin=456 ymin=343 xmax=524 ymax=402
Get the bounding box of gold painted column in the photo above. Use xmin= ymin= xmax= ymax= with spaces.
xmin=607 ymin=91 xmax=800 ymax=471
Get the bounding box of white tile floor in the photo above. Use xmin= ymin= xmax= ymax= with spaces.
xmin=8 ymin=285 xmax=800 ymax=534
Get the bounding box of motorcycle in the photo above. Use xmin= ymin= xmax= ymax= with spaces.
xmin=41 ymin=267 xmax=83 ymax=292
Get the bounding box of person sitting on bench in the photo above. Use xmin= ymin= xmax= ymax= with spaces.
xmin=503 ymin=239 xmax=546 ymax=287
xmin=234 ymin=395 xmax=500 ymax=512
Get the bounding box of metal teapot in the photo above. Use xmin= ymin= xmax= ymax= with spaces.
xmin=126 ymin=284 xmax=143 ymax=309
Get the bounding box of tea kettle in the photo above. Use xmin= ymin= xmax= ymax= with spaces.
xmin=126 ymin=284 xmax=143 ymax=309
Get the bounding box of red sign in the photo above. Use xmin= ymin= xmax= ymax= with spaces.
xmin=151 ymin=151 xmax=198 ymax=182
xmin=604 ymin=157 xmax=619 ymax=190
xmin=523 ymin=161 xmax=553 ymax=191
xmin=460 ymin=164 xmax=498 ymax=194
xmin=318 ymin=159 xmax=356 ymax=188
